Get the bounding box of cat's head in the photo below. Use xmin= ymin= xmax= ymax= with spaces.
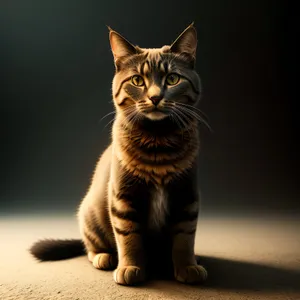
xmin=109 ymin=24 xmax=201 ymax=124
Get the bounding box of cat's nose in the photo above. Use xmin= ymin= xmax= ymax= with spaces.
xmin=149 ymin=95 xmax=163 ymax=106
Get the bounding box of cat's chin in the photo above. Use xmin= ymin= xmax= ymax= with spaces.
xmin=145 ymin=111 xmax=168 ymax=121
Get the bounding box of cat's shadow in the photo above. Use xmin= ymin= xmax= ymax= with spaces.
xmin=146 ymin=255 xmax=300 ymax=292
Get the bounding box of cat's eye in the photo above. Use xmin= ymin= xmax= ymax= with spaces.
xmin=131 ymin=75 xmax=145 ymax=86
xmin=166 ymin=73 xmax=180 ymax=85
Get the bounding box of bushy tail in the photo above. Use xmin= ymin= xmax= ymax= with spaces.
xmin=29 ymin=239 xmax=85 ymax=261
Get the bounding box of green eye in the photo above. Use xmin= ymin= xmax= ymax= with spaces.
xmin=131 ymin=75 xmax=144 ymax=86
xmin=166 ymin=73 xmax=180 ymax=85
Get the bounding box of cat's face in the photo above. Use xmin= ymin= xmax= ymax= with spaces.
xmin=110 ymin=24 xmax=201 ymax=123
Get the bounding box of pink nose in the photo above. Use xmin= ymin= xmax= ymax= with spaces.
xmin=149 ymin=95 xmax=163 ymax=105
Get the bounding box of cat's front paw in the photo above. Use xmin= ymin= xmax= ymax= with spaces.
xmin=113 ymin=266 xmax=145 ymax=286
xmin=174 ymin=265 xmax=207 ymax=284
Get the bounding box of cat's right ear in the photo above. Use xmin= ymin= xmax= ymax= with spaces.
xmin=108 ymin=27 xmax=137 ymax=68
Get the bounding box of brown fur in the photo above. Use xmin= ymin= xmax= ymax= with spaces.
xmin=29 ymin=23 xmax=208 ymax=286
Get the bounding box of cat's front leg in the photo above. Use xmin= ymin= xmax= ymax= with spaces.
xmin=171 ymin=201 xmax=207 ymax=284
xmin=110 ymin=198 xmax=146 ymax=286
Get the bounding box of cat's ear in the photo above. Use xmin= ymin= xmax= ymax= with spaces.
xmin=108 ymin=27 xmax=138 ymax=65
xmin=170 ymin=23 xmax=197 ymax=60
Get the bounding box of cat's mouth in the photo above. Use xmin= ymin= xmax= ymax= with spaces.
xmin=144 ymin=107 xmax=168 ymax=121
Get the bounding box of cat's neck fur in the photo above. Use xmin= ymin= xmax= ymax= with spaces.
xmin=112 ymin=114 xmax=199 ymax=185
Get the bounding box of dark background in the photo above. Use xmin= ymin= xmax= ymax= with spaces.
xmin=1 ymin=0 xmax=298 ymax=215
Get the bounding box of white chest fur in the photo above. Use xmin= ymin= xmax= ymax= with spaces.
xmin=148 ymin=188 xmax=168 ymax=230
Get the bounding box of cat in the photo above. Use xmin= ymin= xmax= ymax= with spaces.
xmin=30 ymin=23 xmax=208 ymax=286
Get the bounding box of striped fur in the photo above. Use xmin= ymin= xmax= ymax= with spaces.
xmin=29 ymin=23 xmax=207 ymax=286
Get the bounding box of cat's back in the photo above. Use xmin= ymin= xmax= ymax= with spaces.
xmin=80 ymin=144 xmax=112 ymax=206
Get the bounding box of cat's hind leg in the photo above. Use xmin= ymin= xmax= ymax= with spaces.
xmin=80 ymin=211 xmax=117 ymax=270
xmin=78 ymin=201 xmax=117 ymax=270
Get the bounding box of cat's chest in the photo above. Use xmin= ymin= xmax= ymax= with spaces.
xmin=147 ymin=187 xmax=168 ymax=230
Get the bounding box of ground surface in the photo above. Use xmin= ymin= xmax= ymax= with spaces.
xmin=1 ymin=212 xmax=299 ymax=300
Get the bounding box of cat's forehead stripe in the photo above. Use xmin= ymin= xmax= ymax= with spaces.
xmin=159 ymin=60 xmax=165 ymax=73
xmin=143 ymin=61 xmax=150 ymax=75
xmin=138 ymin=52 xmax=170 ymax=76
xmin=139 ymin=61 xmax=145 ymax=75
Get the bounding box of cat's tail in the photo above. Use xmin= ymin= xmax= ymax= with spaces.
xmin=29 ymin=239 xmax=85 ymax=261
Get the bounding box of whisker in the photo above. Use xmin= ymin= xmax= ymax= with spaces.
xmin=176 ymin=102 xmax=210 ymax=121
xmin=170 ymin=112 xmax=183 ymax=132
xmin=172 ymin=108 xmax=192 ymax=138
xmin=98 ymin=111 xmax=115 ymax=126
xmin=172 ymin=107 xmax=193 ymax=138
xmin=170 ymin=113 xmax=185 ymax=140
xmin=129 ymin=112 xmax=142 ymax=138
xmin=104 ymin=117 xmax=116 ymax=129
xmin=175 ymin=104 xmax=213 ymax=132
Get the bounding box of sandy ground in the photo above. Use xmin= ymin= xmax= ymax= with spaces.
xmin=0 ymin=212 xmax=299 ymax=300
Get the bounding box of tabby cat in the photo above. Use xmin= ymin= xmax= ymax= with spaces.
xmin=30 ymin=23 xmax=208 ymax=286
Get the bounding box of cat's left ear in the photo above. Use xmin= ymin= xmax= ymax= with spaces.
xmin=108 ymin=27 xmax=138 ymax=67
xmin=170 ymin=23 xmax=197 ymax=60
